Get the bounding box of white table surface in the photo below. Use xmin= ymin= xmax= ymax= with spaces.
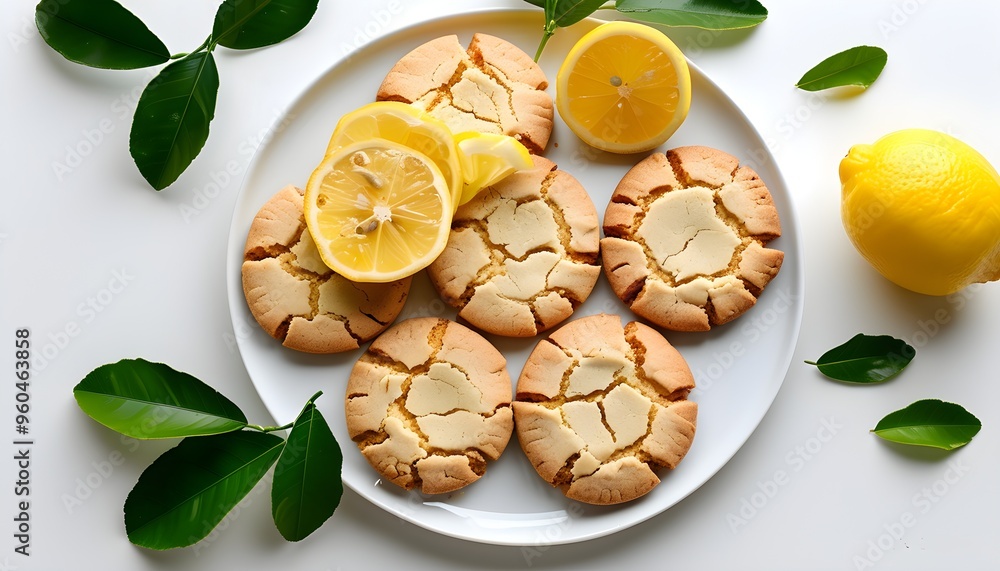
xmin=3 ymin=0 xmax=998 ymax=569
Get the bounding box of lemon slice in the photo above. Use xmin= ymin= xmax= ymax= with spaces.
xmin=454 ymin=132 xmax=533 ymax=206
xmin=325 ymin=101 xmax=463 ymax=207
xmin=556 ymin=21 xmax=691 ymax=154
xmin=304 ymin=139 xmax=453 ymax=283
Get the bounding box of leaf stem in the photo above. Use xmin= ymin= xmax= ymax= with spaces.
xmin=246 ymin=391 xmax=324 ymax=433
xmin=534 ymin=21 xmax=558 ymax=62
xmin=247 ymin=422 xmax=294 ymax=433
xmin=305 ymin=390 xmax=324 ymax=405
xmin=169 ymin=36 xmax=213 ymax=62
xmin=191 ymin=35 xmax=213 ymax=55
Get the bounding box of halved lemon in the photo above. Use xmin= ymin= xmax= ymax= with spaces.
xmin=556 ymin=21 xmax=691 ymax=154
xmin=454 ymin=132 xmax=533 ymax=206
xmin=304 ymin=139 xmax=453 ymax=283
xmin=325 ymin=101 xmax=463 ymax=207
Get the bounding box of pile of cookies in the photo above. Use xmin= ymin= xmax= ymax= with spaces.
xmin=241 ymin=34 xmax=783 ymax=505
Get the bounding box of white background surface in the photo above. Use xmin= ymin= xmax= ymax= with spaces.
xmin=1 ymin=0 xmax=998 ymax=569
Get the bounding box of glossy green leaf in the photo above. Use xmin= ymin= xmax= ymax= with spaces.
xmin=796 ymin=45 xmax=887 ymax=91
xmin=74 ymin=358 xmax=247 ymax=439
xmin=805 ymin=334 xmax=913 ymax=384
xmin=615 ymin=0 xmax=768 ymax=30
xmin=523 ymin=0 xmax=545 ymax=7
xmin=552 ymin=0 xmax=609 ymax=26
xmin=212 ymin=0 xmax=319 ymax=50
xmin=872 ymin=400 xmax=982 ymax=450
xmin=130 ymin=52 xmax=219 ymax=190
xmin=34 ymin=0 xmax=169 ymax=69
xmin=271 ymin=402 xmax=343 ymax=541
xmin=125 ymin=431 xmax=284 ymax=549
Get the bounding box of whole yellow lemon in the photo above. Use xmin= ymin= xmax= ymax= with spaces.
xmin=840 ymin=129 xmax=1000 ymax=295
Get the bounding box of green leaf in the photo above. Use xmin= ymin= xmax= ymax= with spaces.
xmin=553 ymin=0 xmax=609 ymax=27
xmin=73 ymin=358 xmax=247 ymax=439
xmin=212 ymin=0 xmax=319 ymax=50
xmin=872 ymin=400 xmax=982 ymax=450
xmin=34 ymin=0 xmax=170 ymax=70
xmin=805 ymin=334 xmax=914 ymax=384
xmin=130 ymin=51 xmax=219 ymax=190
xmin=615 ymin=0 xmax=769 ymax=30
xmin=522 ymin=0 xmax=545 ymax=7
xmin=125 ymin=431 xmax=285 ymax=549
xmin=271 ymin=401 xmax=343 ymax=541
xmin=795 ymin=45 xmax=887 ymax=91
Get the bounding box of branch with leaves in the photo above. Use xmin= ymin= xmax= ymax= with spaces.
xmin=523 ymin=0 xmax=769 ymax=61
xmin=73 ymin=358 xmax=342 ymax=548
xmin=35 ymin=0 xmax=320 ymax=190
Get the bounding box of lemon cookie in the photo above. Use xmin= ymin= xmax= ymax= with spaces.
xmin=427 ymin=156 xmax=601 ymax=337
xmin=602 ymin=146 xmax=784 ymax=331
xmin=241 ymin=185 xmax=411 ymax=353
xmin=345 ymin=317 xmax=514 ymax=494
xmin=376 ymin=34 xmax=554 ymax=153
xmin=513 ymin=314 xmax=697 ymax=505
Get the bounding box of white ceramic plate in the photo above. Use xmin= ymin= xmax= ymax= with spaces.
xmin=226 ymin=8 xmax=804 ymax=546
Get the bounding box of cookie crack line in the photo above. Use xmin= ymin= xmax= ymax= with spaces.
xmin=465 ymin=274 xmax=570 ymax=328
xmin=453 ymin=218 xmax=566 ymax=264
xmin=608 ymin=260 xmax=630 ymax=273
xmin=421 ymin=59 xmax=467 ymax=112
xmin=244 ymin=242 xmax=289 ymax=262
xmin=426 ymin=405 xmax=507 ymax=419
xmin=388 ymin=387 xmax=431 ymax=451
xmin=660 ymin=240 xmax=757 ymax=289
xmin=338 ymin=316 xmax=364 ymax=344
xmin=602 ymin=434 xmax=656 ymax=471
xmin=475 ymin=282 xmax=584 ymax=316
xmin=667 ymin=150 xmax=731 ymax=190
xmin=624 ymin=326 xmax=691 ymax=406
xmin=658 ymin=227 xmax=708 ymax=268
xmin=427 ymin=318 xmax=450 ymax=362
xmin=432 ymin=61 xmax=506 ymax=131
xmin=468 ymin=45 xmax=519 ymax=125
xmin=712 ymin=192 xmax=755 ymax=240
xmin=633 ymin=184 xmax=677 ymax=211
xmin=361 ymin=346 xmax=414 ymax=375
xmin=360 ymin=310 xmax=388 ymax=327
xmin=349 ymin=428 xmax=387 ymax=447
xmin=538 ymin=170 xmax=599 ymax=266
xmin=520 ymin=368 xmax=646 ymax=410
xmin=448 ymin=220 xmax=506 ymax=303
xmin=630 ymin=208 xmax=681 ymax=288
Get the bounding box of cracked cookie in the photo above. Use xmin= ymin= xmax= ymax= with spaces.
xmin=376 ymin=33 xmax=554 ymax=154
xmin=427 ymin=156 xmax=601 ymax=337
xmin=602 ymin=146 xmax=784 ymax=331
xmin=345 ymin=317 xmax=514 ymax=494
xmin=241 ymin=185 xmax=411 ymax=353
xmin=513 ymin=314 xmax=697 ymax=505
